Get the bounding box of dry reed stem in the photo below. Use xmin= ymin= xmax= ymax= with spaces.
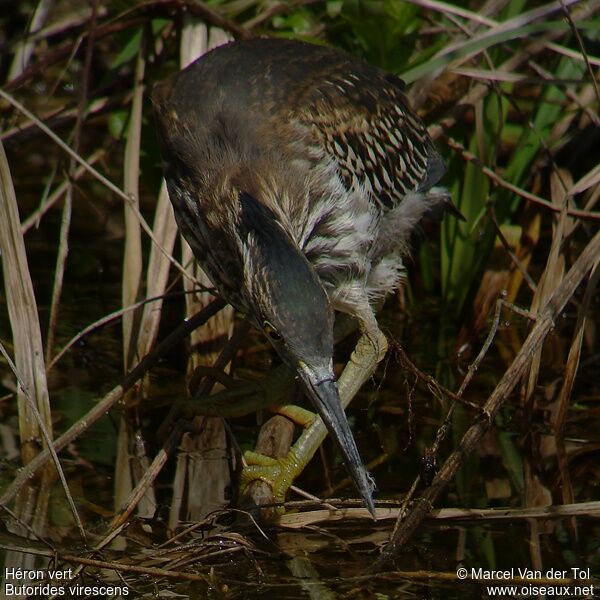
xmin=121 ymin=44 xmax=145 ymax=371
xmin=560 ymin=0 xmax=600 ymax=104
xmin=0 ymin=383 xmax=124 ymax=508
xmin=523 ymin=173 xmax=570 ymax=404
xmin=0 ymin=139 xmax=61 ymax=546
xmin=424 ymin=0 xmax=600 ymax=136
xmin=3 ymin=2 xmax=243 ymax=92
xmin=554 ymin=260 xmax=600 ymax=442
xmin=0 ymin=343 xmax=85 ymax=541
xmin=444 ymin=136 xmax=600 ymax=221
xmin=126 ymin=0 xmax=252 ymax=40
xmin=109 ymin=425 xmax=183 ymax=533
xmin=166 ymin=23 xmax=234 ymax=528
xmin=13 ymin=3 xmax=101 ymax=48
xmin=1 ymin=96 xmax=110 ymax=144
xmin=553 ymin=255 xmax=600 ymax=543
xmin=136 ymin=181 xmax=178 ymax=360
xmin=44 ymin=187 xmax=72 ymax=363
xmin=46 ymin=293 xmax=188 ymax=372
xmin=406 ymin=0 xmax=600 ymax=68
xmin=383 ymin=298 xmax=534 ymax=515
xmin=570 ymin=162 xmax=600 ymax=200
xmin=521 ymin=171 xmax=571 ymax=569
xmin=113 ymin=35 xmax=159 ymax=522
xmin=6 ymin=0 xmax=54 ymax=81
xmin=0 ymin=141 xmax=52 ymax=464
xmin=275 ymin=499 xmax=600 ymax=528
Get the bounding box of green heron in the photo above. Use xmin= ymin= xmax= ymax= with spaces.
xmin=153 ymin=38 xmax=454 ymax=515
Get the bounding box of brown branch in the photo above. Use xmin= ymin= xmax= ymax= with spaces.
xmin=371 ymin=229 xmax=600 ymax=571
xmin=147 ymin=0 xmax=252 ymax=40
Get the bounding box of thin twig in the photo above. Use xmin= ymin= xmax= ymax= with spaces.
xmin=559 ymin=0 xmax=600 ymax=105
xmin=489 ymin=205 xmax=538 ymax=293
xmin=0 ymin=342 xmax=86 ymax=542
xmin=46 ymin=0 xmax=99 ymax=364
xmin=444 ymin=135 xmax=600 ymax=221
xmin=456 ymin=297 xmax=535 ymax=398
xmin=47 ymin=292 xmax=188 ymax=371
xmin=108 ymin=424 xmax=183 ymax=533
xmin=21 ymin=150 xmax=104 ymax=233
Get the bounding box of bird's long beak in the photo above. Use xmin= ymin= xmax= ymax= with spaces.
xmin=299 ymin=364 xmax=376 ymax=517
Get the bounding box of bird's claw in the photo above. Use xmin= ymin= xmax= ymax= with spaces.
xmin=240 ymin=448 xmax=304 ymax=513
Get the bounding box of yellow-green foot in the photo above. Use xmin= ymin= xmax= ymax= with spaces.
xmin=241 ymin=447 xmax=305 ymax=510
xmin=240 ymin=405 xmax=321 ymax=513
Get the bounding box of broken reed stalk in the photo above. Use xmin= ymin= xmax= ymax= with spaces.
xmin=121 ymin=42 xmax=145 ymax=372
xmin=521 ymin=171 xmax=573 ymax=561
xmin=114 ymin=36 xmax=156 ymax=520
xmin=372 ymin=228 xmax=600 ymax=570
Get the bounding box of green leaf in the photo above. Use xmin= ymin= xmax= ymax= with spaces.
xmin=110 ymin=28 xmax=142 ymax=70
xmin=402 ymin=21 xmax=575 ymax=84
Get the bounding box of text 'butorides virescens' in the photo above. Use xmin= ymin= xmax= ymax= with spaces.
xmin=153 ymin=38 xmax=456 ymax=515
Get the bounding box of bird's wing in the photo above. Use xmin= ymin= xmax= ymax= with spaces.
xmin=295 ymin=69 xmax=445 ymax=209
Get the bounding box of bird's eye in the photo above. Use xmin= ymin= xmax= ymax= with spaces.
xmin=263 ymin=321 xmax=282 ymax=342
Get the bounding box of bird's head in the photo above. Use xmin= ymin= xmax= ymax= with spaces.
xmin=238 ymin=192 xmax=333 ymax=376
xmin=237 ymin=191 xmax=375 ymax=514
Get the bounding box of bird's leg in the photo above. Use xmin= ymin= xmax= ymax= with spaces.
xmin=241 ymin=308 xmax=387 ymax=514
xmin=338 ymin=308 xmax=388 ymax=406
